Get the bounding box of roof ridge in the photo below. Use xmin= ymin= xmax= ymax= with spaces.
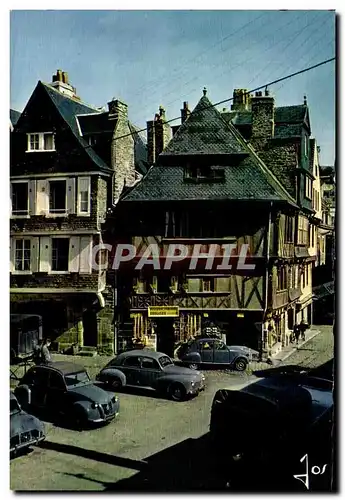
xmin=41 ymin=82 xmax=101 ymax=112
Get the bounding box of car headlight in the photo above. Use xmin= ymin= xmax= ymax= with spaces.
xmin=91 ymin=402 xmax=99 ymax=409
xmin=114 ymin=396 xmax=118 ymax=402
xmin=191 ymin=381 xmax=195 ymax=387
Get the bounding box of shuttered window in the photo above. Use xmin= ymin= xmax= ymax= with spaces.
xmin=14 ymin=239 xmax=31 ymax=272
xmin=77 ymin=177 xmax=91 ymax=215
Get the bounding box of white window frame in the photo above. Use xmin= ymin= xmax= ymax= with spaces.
xmin=77 ymin=176 xmax=91 ymax=216
xmin=12 ymin=237 xmax=32 ymax=274
xmin=47 ymin=178 xmax=68 ymax=217
xmin=11 ymin=180 xmax=29 ymax=218
xmin=50 ymin=236 xmax=70 ymax=274
xmin=26 ymin=132 xmax=55 ymax=152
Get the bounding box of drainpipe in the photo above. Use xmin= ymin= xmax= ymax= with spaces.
xmin=262 ymin=202 xmax=273 ymax=359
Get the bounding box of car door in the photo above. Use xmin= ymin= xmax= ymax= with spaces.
xmin=199 ymin=340 xmax=214 ymax=363
xmin=138 ymin=356 xmax=162 ymax=388
xmin=121 ymin=355 xmax=142 ymax=386
xmin=45 ymin=370 xmax=67 ymax=414
xmin=213 ymin=340 xmax=230 ymax=364
xmin=23 ymin=367 xmax=49 ymax=409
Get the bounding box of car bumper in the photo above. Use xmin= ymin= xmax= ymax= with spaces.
xmin=89 ymin=399 xmax=120 ymax=423
xmin=10 ymin=434 xmax=45 ymax=454
xmin=188 ymin=381 xmax=206 ymax=396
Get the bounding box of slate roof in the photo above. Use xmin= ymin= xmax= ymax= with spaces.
xmin=225 ymin=104 xmax=308 ymax=139
xmin=161 ymin=94 xmax=247 ymax=155
xmin=122 ymin=93 xmax=297 ymax=206
xmin=41 ymin=83 xmax=112 ymax=174
xmin=10 ymin=109 xmax=21 ymax=126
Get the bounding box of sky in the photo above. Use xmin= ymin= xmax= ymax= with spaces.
xmin=10 ymin=10 xmax=336 ymax=165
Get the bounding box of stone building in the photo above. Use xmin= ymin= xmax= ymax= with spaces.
xmin=10 ymin=70 xmax=147 ymax=353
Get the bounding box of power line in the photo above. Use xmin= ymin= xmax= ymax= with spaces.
xmin=84 ymin=57 xmax=335 ymax=147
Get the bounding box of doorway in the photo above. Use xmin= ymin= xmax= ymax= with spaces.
xmin=288 ymin=309 xmax=294 ymax=330
xmin=82 ymin=310 xmax=98 ymax=347
xmin=155 ymin=319 xmax=175 ymax=357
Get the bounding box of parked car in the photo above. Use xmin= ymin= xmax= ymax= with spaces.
xmin=10 ymin=391 xmax=45 ymax=456
xmin=14 ymin=362 xmax=120 ymax=428
xmin=96 ymin=349 xmax=206 ymax=401
xmin=176 ymin=338 xmax=258 ymax=371
xmin=209 ymin=373 xmax=333 ymax=476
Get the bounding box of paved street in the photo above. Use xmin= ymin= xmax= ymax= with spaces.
xmin=10 ymin=325 xmax=334 ymax=491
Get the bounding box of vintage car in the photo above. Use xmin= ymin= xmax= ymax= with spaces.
xmin=176 ymin=338 xmax=258 ymax=371
xmin=209 ymin=372 xmax=333 ymax=477
xmin=10 ymin=391 xmax=45 ymax=456
xmin=96 ymin=349 xmax=206 ymax=401
xmin=14 ymin=362 xmax=120 ymax=428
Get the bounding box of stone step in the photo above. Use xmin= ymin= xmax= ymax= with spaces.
xmin=77 ymin=346 xmax=98 ymax=357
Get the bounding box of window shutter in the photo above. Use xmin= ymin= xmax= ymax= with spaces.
xmin=31 ymin=237 xmax=39 ymax=272
xmin=36 ymin=180 xmax=49 ymax=215
xmin=67 ymin=178 xmax=76 ymax=214
xmin=28 ymin=180 xmax=36 ymax=215
xmin=69 ymin=236 xmax=80 ymax=272
xmin=79 ymin=236 xmax=92 ymax=274
xmin=10 ymin=238 xmax=14 ymax=273
xmin=39 ymin=236 xmax=51 ymax=272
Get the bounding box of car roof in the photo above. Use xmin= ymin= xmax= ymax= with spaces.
xmin=30 ymin=361 xmax=86 ymax=375
xmin=116 ymin=349 xmax=167 ymax=361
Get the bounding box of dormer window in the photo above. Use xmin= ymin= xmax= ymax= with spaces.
xmin=27 ymin=132 xmax=55 ymax=152
xmin=184 ymin=165 xmax=225 ymax=183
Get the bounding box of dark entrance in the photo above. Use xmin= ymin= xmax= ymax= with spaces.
xmin=82 ymin=310 xmax=98 ymax=347
xmin=288 ymin=309 xmax=294 ymax=330
xmin=155 ymin=318 xmax=175 ymax=357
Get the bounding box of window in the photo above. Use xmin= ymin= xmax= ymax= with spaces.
xmin=285 ymin=216 xmax=294 ymax=243
xmin=310 ymin=225 xmax=315 ymax=247
xmin=64 ymin=371 xmax=90 ymax=387
xmin=11 ymin=182 xmax=28 ymax=215
xmin=202 ymin=278 xmax=214 ymax=292
xmin=87 ymin=136 xmax=97 ymax=146
xmin=305 ymin=176 xmax=312 ymax=199
xmin=297 ymin=216 xmax=309 ymax=245
xmin=77 ymin=177 xmax=91 ymax=215
xmin=277 ymin=266 xmax=287 ymax=291
xmin=51 ymin=238 xmax=69 ymax=271
xmin=214 ymin=340 xmax=227 ymax=351
xmin=49 ymin=180 xmax=66 ymax=214
xmin=184 ymin=165 xmax=225 ymax=183
xmin=141 ymin=357 xmax=159 ymax=369
xmin=15 ymin=239 xmax=31 ymax=272
xmin=159 ymin=355 xmax=173 ymax=367
xmin=123 ymin=356 xmax=141 ymax=367
xmin=27 ymin=133 xmax=55 ymax=152
xmin=200 ymin=340 xmax=214 ymax=350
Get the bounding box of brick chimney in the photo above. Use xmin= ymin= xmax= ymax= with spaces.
xmin=251 ymin=89 xmax=275 ymax=146
xmin=231 ymin=89 xmax=251 ymax=111
xmin=146 ymin=106 xmax=172 ymax=166
xmin=181 ymin=101 xmax=190 ymax=123
xmin=50 ymin=69 xmax=79 ymax=99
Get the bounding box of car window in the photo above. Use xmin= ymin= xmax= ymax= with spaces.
xmin=141 ymin=357 xmax=160 ymax=369
xmin=123 ymin=356 xmax=141 ymax=367
xmin=159 ymin=355 xmax=173 ymax=368
xmin=214 ymin=340 xmax=227 ymax=351
xmin=64 ymin=371 xmax=90 ymax=387
xmin=22 ymin=367 xmax=49 ymax=387
xmin=199 ymin=340 xmax=214 ymax=350
xmin=49 ymin=371 xmax=65 ymax=390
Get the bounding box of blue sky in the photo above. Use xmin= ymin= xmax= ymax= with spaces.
xmin=10 ymin=10 xmax=335 ymax=165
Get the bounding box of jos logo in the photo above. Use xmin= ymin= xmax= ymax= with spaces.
xmin=293 ymin=454 xmax=328 ymax=490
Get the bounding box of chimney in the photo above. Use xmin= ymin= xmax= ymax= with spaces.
xmin=50 ymin=70 xmax=79 ymax=99
xmin=231 ymin=89 xmax=251 ymax=111
xmin=108 ymin=99 xmax=128 ymax=121
xmin=146 ymin=106 xmax=172 ymax=166
xmin=251 ymin=89 xmax=275 ymax=146
xmin=181 ymin=101 xmax=190 ymax=124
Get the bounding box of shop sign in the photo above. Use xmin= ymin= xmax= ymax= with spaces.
xmin=148 ymin=306 xmax=179 ymax=317
xmin=237 ymin=313 xmax=245 ymax=318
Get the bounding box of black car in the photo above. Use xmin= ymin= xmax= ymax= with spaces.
xmin=177 ymin=338 xmax=257 ymax=371
xmin=14 ymin=362 xmax=120 ymax=428
xmin=96 ymin=349 xmax=205 ymax=401
xmin=10 ymin=391 xmax=45 ymax=456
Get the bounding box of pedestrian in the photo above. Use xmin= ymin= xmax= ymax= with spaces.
xmin=33 ymin=339 xmax=43 ymax=364
xmin=41 ymin=338 xmax=53 ymax=364
xmin=299 ymin=319 xmax=309 ymax=342
xmin=293 ymin=323 xmax=300 ymax=344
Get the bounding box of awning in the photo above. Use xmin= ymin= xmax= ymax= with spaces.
xmin=312 ymin=281 xmax=335 ymax=300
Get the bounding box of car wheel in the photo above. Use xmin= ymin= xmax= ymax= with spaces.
xmin=72 ymin=407 xmax=87 ymax=430
xmin=188 ymin=363 xmax=199 ymax=370
xmin=107 ymin=376 xmax=122 ymax=390
xmin=234 ymin=358 xmax=247 ymax=372
xmin=169 ymin=383 xmax=186 ymax=402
